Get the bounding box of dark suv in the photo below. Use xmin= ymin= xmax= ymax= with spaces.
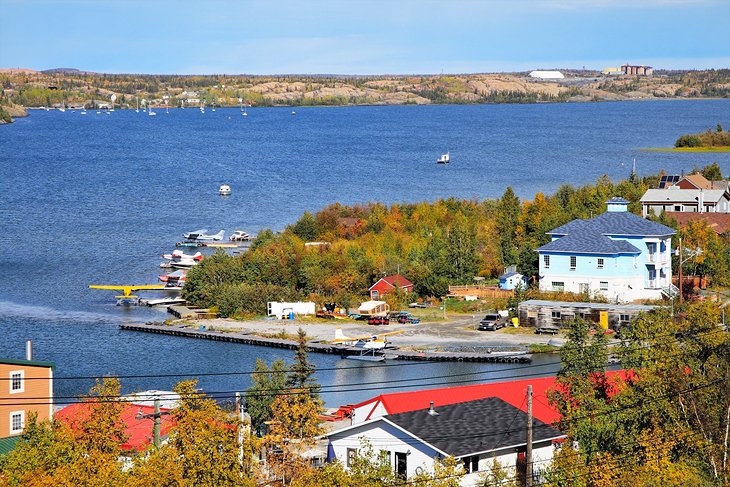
xmin=478 ymin=313 xmax=507 ymax=331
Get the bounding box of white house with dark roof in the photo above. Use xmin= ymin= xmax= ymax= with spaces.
xmin=537 ymin=198 xmax=676 ymax=302
xmin=326 ymin=397 xmax=565 ymax=486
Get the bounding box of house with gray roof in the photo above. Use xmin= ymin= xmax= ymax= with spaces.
xmin=326 ymin=396 xmax=565 ymax=486
xmin=641 ymin=187 xmax=730 ymax=217
xmin=537 ymin=198 xmax=676 ymax=302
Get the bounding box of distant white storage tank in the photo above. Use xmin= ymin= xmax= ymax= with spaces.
xmin=529 ymin=70 xmax=565 ymax=79
xmin=267 ymin=301 xmax=316 ymax=319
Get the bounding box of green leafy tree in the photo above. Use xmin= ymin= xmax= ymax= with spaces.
xmin=291 ymin=211 xmax=318 ymax=241
xmin=497 ymin=187 xmax=521 ymax=267
xmin=245 ymin=358 xmax=289 ymax=433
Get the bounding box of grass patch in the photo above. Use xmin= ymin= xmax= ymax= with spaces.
xmin=639 ymin=146 xmax=730 ymax=153
xmin=529 ymin=343 xmax=561 ymax=353
xmin=501 ymin=326 xmax=538 ymax=335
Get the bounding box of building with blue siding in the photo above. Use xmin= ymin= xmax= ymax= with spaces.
xmin=537 ymin=198 xmax=676 ymax=302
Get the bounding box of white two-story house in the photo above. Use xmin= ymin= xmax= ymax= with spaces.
xmin=537 ymin=198 xmax=676 ymax=302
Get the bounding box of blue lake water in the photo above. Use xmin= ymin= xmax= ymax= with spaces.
xmin=1 ymin=100 xmax=728 ymax=406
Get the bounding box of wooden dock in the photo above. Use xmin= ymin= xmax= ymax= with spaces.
xmin=119 ymin=322 xmax=531 ymax=364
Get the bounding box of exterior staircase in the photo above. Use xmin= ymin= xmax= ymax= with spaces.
xmin=661 ymin=283 xmax=680 ymax=299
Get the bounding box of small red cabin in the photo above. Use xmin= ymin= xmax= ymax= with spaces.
xmin=368 ymin=274 xmax=414 ymax=300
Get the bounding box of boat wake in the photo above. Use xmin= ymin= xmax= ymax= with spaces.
xmin=0 ymin=301 xmax=121 ymax=324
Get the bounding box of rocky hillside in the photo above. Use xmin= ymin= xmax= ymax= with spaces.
xmin=1 ymin=69 xmax=728 ymax=109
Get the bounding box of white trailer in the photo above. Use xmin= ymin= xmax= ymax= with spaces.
xmin=267 ymin=301 xmax=316 ymax=319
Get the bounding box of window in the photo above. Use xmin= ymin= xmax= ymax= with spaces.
xmin=10 ymin=411 xmax=24 ymax=434
xmin=578 ymin=283 xmax=589 ymax=294
xmin=379 ymin=450 xmax=391 ymax=466
xmin=551 ymin=311 xmax=562 ymax=319
xmin=569 ymin=256 xmax=577 ymax=270
xmin=597 ymin=258 xmax=604 ymax=269
xmin=347 ymin=448 xmax=357 ymax=467
xmin=551 ymin=281 xmax=564 ymax=292
xmin=462 ymin=455 xmax=479 ymax=473
xmin=600 ymin=281 xmax=608 ymax=291
xmin=372 ymin=290 xmax=379 ymax=299
xmin=620 ymin=314 xmax=630 ymax=322
xmin=10 ymin=371 xmax=23 ymax=394
xmin=543 ymin=255 xmax=550 ymax=269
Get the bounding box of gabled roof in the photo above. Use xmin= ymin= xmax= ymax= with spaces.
xmin=385 ymin=397 xmax=565 ymax=457
xmin=537 ymin=232 xmax=641 ymax=255
xmin=0 ymin=358 xmax=55 ymax=369
xmin=369 ymin=274 xmax=413 ymax=290
xmin=499 ymin=271 xmax=522 ymax=279
xmin=56 ymin=402 xmax=176 ymax=452
xmin=641 ymin=188 xmax=728 ymax=204
xmin=353 ymin=376 xmax=561 ymax=425
xmin=665 ymin=212 xmax=730 ymax=235
xmin=547 ymin=210 xmax=675 ymax=238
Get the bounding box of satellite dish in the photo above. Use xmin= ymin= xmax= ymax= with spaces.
xmin=110 ymin=94 xmax=117 ymax=101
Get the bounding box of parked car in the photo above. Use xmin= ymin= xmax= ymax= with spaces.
xmin=368 ymin=316 xmax=390 ymax=326
xmin=478 ymin=314 xmax=507 ymax=331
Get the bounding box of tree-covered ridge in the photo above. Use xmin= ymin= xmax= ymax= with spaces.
xmin=183 ymin=167 xmax=730 ymax=317
xmin=675 ymin=123 xmax=730 ymax=148
xmin=2 ymin=68 xmax=729 ymax=109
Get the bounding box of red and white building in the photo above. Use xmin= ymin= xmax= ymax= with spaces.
xmin=368 ymin=274 xmax=414 ymax=300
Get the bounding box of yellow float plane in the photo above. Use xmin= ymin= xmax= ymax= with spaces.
xmin=89 ymin=284 xmax=170 ymax=305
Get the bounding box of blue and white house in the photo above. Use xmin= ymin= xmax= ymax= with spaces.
xmin=499 ymin=266 xmax=528 ymax=290
xmin=537 ymin=198 xmax=676 ymax=302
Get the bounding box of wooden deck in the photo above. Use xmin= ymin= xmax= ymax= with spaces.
xmin=119 ymin=322 xmax=531 ymax=364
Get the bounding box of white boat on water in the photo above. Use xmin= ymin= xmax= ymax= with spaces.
xmin=437 ymin=152 xmax=450 ymax=164
xmin=219 ymin=184 xmax=231 ymax=196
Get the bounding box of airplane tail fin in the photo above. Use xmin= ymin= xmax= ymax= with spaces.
xmin=335 ymin=328 xmax=348 ymax=341
xmin=193 ymin=252 xmax=203 ymax=261
xmin=214 ymin=230 xmax=225 ymax=240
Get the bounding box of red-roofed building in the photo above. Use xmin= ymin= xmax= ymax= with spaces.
xmin=349 ymin=371 xmax=630 ymax=426
xmin=56 ymin=402 xmax=176 ymax=452
xmin=369 ymin=274 xmax=414 ymax=300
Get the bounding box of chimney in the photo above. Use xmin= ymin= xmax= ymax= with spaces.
xmin=428 ymin=401 xmax=439 ymax=416
xmin=26 ymin=340 xmax=33 ymax=361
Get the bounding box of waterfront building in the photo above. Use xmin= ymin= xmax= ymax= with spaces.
xmin=517 ymin=299 xmax=657 ymax=331
xmin=641 ymin=173 xmax=730 ymax=217
xmin=369 ymin=274 xmax=414 ymax=300
xmin=537 ymin=198 xmax=676 ymax=302
xmin=0 ymin=342 xmax=54 ymax=456
xmin=327 ymin=397 xmax=565 ymax=485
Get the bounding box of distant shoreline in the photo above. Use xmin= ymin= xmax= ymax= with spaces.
xmin=640 ymin=146 xmax=730 ymax=153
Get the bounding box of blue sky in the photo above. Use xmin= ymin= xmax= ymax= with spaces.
xmin=1 ymin=0 xmax=728 ymax=74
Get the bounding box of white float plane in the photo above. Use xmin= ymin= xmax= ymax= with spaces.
xmin=333 ymin=328 xmax=405 ymax=361
xmin=183 ymin=229 xmax=225 ymax=241
xmin=161 ymin=250 xmax=203 ymax=261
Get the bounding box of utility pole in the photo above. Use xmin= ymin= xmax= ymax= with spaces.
xmin=526 ymin=385 xmax=533 ymax=487
xmin=136 ymin=397 xmax=169 ymax=449
xmin=678 ymin=237 xmax=683 ymax=304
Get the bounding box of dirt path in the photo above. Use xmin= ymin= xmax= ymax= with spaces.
xmin=193 ymin=315 xmax=564 ymax=351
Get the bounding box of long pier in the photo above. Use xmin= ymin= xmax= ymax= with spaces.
xmin=120 ymin=322 xmax=532 ymax=364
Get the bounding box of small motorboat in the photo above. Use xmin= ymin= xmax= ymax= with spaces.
xmin=437 ymin=152 xmax=450 ymax=164
xmin=219 ymin=184 xmax=231 ymax=196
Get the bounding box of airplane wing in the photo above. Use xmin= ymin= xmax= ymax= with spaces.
xmin=332 ymin=333 xmax=377 ymax=343
xmin=376 ymin=330 xmax=406 ymax=338
xmin=89 ymin=284 xmax=167 ymax=297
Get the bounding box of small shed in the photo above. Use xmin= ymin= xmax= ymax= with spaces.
xmin=499 ymin=271 xmax=527 ymax=290
xmin=369 ymin=274 xmax=414 ymax=300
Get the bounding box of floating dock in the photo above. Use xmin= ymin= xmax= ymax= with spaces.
xmin=119 ymin=322 xmax=531 ymax=363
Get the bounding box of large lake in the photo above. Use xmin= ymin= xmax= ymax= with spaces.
xmin=1 ymin=100 xmax=728 ymax=405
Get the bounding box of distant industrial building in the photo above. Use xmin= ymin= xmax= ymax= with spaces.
xmin=528 ymin=70 xmax=564 ymax=80
xmin=602 ymin=67 xmax=623 ymax=76
xmin=621 ymin=64 xmax=654 ymax=76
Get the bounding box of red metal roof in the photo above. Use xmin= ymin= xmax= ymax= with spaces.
xmin=56 ymin=402 xmax=176 ymax=452
xmin=353 ymin=371 xmax=629 ymax=425
xmin=369 ymin=274 xmax=414 ymax=291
